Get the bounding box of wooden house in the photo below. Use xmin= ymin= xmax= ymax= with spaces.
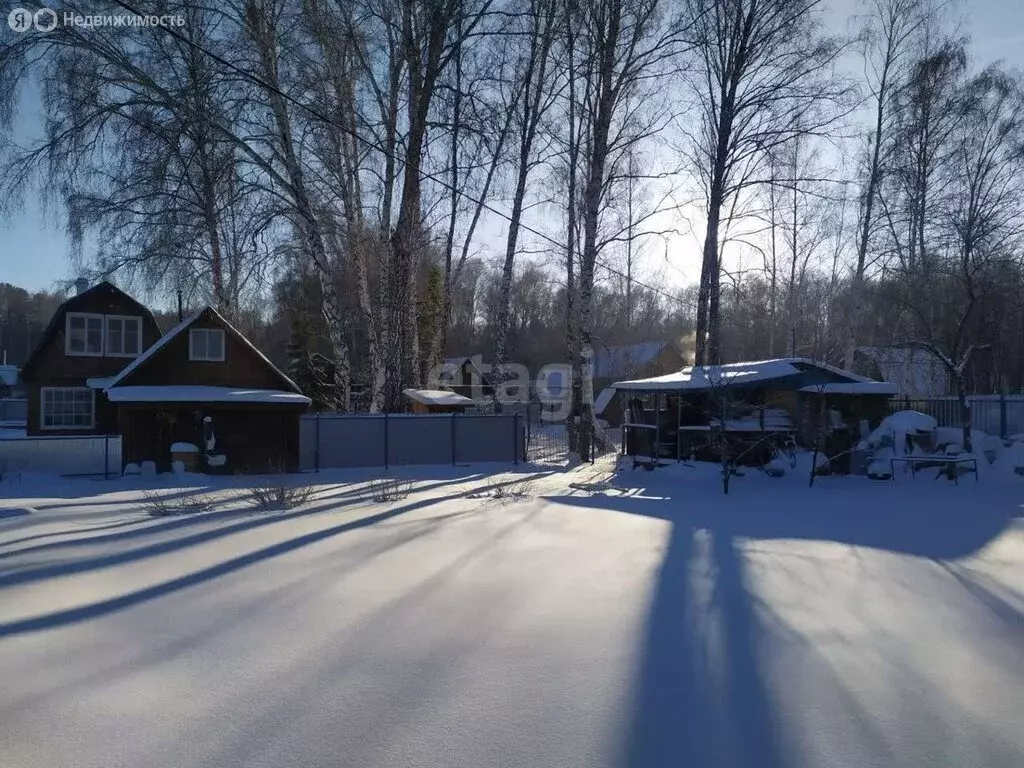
xmin=20 ymin=280 xmax=162 ymax=436
xmin=439 ymin=356 xmax=493 ymax=400
xmin=593 ymin=342 xmax=686 ymax=393
xmin=105 ymin=306 xmax=309 ymax=473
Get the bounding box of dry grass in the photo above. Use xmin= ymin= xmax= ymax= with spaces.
xmin=141 ymin=489 xmax=217 ymax=517
xmin=244 ymin=481 xmax=316 ymax=511
xmin=369 ymin=477 xmax=414 ymax=502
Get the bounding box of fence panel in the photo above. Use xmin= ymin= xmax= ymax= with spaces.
xmin=310 ymin=416 xmax=386 ymax=470
xmin=0 ymin=399 xmax=27 ymax=424
xmin=890 ymin=396 xmax=1024 ymax=438
xmin=0 ymin=435 xmax=120 ymax=476
xmin=300 ymin=413 xmax=524 ymax=471
xmin=387 ymin=415 xmax=454 ymax=466
xmin=454 ymin=414 xmax=520 ymax=464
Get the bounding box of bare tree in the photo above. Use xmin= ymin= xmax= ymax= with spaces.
xmin=491 ymin=0 xmax=562 ymax=405
xmin=683 ymin=0 xmax=850 ymax=365
xmin=843 ymin=0 xmax=929 ymax=369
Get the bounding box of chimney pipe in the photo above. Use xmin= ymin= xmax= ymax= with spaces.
xmin=177 ymin=290 xmax=183 ymax=321
xmin=74 ymin=278 xmax=89 ymax=295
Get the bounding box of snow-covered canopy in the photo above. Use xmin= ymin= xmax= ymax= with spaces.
xmin=105 ymin=386 xmax=311 ymax=405
xmin=403 ymin=388 xmax=475 ymax=407
xmin=613 ymin=357 xmax=885 ymax=393
xmin=615 ymin=359 xmax=802 ymax=391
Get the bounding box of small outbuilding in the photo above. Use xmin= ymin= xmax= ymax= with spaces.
xmin=403 ymin=388 xmax=475 ymax=414
xmin=105 ymin=306 xmax=310 ymax=473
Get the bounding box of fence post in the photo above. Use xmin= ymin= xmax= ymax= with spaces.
xmin=451 ymin=412 xmax=457 ymax=465
xmin=383 ymin=412 xmax=390 ymax=469
xmin=1000 ymin=393 xmax=1008 ymax=440
xmin=104 ymin=435 xmax=109 ymax=479
xmin=512 ymin=412 xmax=520 ymax=465
xmin=314 ymin=412 xmax=321 ymax=473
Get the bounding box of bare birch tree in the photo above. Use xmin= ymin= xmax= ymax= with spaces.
xmin=683 ymin=0 xmax=850 ymax=366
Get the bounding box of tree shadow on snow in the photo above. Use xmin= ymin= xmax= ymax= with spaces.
xmin=549 ymin=481 xmax=1021 ymax=768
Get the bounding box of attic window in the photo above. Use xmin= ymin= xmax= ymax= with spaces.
xmin=66 ymin=313 xmax=104 ymax=356
xmin=189 ymin=328 xmax=225 ymax=361
xmin=105 ymin=316 xmax=142 ymax=357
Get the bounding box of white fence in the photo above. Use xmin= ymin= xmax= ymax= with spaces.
xmin=0 ymin=435 xmax=121 ymax=477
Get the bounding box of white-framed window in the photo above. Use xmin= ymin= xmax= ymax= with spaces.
xmin=105 ymin=315 xmax=142 ymax=357
xmin=189 ymin=328 xmax=225 ymax=361
xmin=66 ymin=313 xmax=104 ymax=356
xmin=40 ymin=387 xmax=95 ymax=430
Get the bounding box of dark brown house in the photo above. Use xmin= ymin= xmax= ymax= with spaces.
xmin=20 ymin=280 xmax=162 ymax=436
xmin=105 ymin=306 xmax=310 ymax=473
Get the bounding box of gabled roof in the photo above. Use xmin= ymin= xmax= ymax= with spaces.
xmin=21 ymin=281 xmax=160 ymax=379
xmin=614 ymin=357 xmax=880 ymax=392
xmin=593 ymin=341 xmax=681 ymax=379
xmin=106 ymin=305 xmax=302 ymax=394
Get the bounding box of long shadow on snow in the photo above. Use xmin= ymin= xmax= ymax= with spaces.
xmin=550 ymin=481 xmax=1020 ymax=768
xmin=0 ymin=489 xmax=482 ymax=637
xmin=0 ymin=475 xmax=495 ymax=577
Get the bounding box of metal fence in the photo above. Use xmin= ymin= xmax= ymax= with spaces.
xmin=0 ymin=399 xmax=27 ymax=425
xmin=0 ymin=435 xmax=121 ymax=477
xmin=301 ymin=413 xmax=526 ymax=471
xmin=890 ymin=395 xmax=1024 ymax=438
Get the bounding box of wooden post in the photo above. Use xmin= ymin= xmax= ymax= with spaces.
xmin=314 ymin=412 xmax=321 ymax=473
xmin=383 ymin=412 xmax=389 ymax=469
xmin=676 ymin=395 xmax=682 ymax=461
xmin=654 ymin=392 xmax=661 ymax=466
xmin=451 ymin=412 xmax=457 ymax=465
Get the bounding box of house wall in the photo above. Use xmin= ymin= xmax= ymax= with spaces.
xmin=117 ymin=310 xmax=291 ymax=390
xmin=23 ymin=285 xmax=162 ymax=436
xmin=119 ymin=404 xmax=303 ymax=473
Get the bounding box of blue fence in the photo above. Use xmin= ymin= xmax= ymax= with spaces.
xmin=890 ymin=396 xmax=1024 ymax=439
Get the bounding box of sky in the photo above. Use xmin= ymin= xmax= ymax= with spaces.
xmin=2 ymin=0 xmax=1024 ymax=295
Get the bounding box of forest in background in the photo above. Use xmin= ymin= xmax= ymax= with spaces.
xmin=4 ymin=0 xmax=1024 ymax=454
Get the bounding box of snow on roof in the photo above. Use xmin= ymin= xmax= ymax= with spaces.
xmin=614 ymin=357 xmax=880 ymax=392
xmin=614 ymin=359 xmax=802 ymax=390
xmin=85 ymin=376 xmax=116 ymax=390
xmin=105 ymin=386 xmax=311 ymax=405
xmin=594 ymin=387 xmax=617 ymax=415
xmin=106 ymin=306 xmax=302 ymax=394
xmin=798 ymin=382 xmax=899 ymax=395
xmin=403 ymin=388 xmax=475 ymax=406
xmin=593 ymin=342 xmax=678 ymax=379
xmin=0 ymin=365 xmax=17 ymax=386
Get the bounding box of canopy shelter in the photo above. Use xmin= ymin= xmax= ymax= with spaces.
xmin=612 ymin=358 xmax=897 ymax=470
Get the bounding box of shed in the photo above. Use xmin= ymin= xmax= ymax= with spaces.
xmin=105 ymin=306 xmax=310 ymax=473
xmin=403 ymin=388 xmax=475 ymax=414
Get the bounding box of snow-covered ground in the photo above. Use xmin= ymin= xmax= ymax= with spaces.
xmin=0 ymin=458 xmax=1021 ymax=768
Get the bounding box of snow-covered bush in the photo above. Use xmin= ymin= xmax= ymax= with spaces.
xmin=864 ymin=411 xmax=938 ymax=453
